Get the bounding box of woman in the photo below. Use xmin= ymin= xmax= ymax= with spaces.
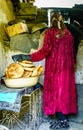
xmin=12 ymin=12 xmax=77 ymax=129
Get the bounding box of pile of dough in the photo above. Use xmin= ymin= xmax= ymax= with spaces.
xmin=5 ymin=60 xmax=44 ymax=79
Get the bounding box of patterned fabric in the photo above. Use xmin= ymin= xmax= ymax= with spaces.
xmin=0 ymin=85 xmax=36 ymax=112
xmin=31 ymin=27 xmax=77 ymax=115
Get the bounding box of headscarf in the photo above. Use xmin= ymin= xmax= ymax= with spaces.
xmin=51 ymin=12 xmax=66 ymax=30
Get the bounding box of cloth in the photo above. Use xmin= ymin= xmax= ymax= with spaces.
xmin=12 ymin=54 xmax=31 ymax=62
xmin=0 ymin=85 xmax=23 ymax=112
xmin=30 ymin=27 xmax=77 ymax=115
xmin=0 ymin=83 xmax=41 ymax=112
xmin=0 ymin=92 xmax=18 ymax=103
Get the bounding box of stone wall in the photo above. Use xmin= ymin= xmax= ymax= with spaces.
xmin=75 ymin=40 xmax=83 ymax=84
xmin=0 ymin=0 xmax=15 ymax=77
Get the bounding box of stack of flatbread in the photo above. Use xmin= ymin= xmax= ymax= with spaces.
xmin=5 ymin=60 xmax=43 ymax=79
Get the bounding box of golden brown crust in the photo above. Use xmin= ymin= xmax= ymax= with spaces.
xmin=23 ymin=66 xmax=35 ymax=71
xmin=5 ymin=61 xmax=43 ymax=79
xmin=37 ymin=65 xmax=44 ymax=75
xmin=5 ymin=70 xmax=9 ymax=78
xmin=31 ymin=67 xmax=38 ymax=76
xmin=22 ymin=60 xmax=32 ymax=64
xmin=18 ymin=60 xmax=34 ymax=67
xmin=22 ymin=70 xmax=32 ymax=77
xmin=6 ymin=63 xmax=24 ymax=79
xmin=32 ymin=65 xmax=43 ymax=76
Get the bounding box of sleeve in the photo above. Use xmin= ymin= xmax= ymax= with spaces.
xmin=30 ymin=29 xmax=53 ymax=62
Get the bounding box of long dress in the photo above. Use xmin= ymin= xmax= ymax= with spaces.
xmin=30 ymin=27 xmax=77 ymax=115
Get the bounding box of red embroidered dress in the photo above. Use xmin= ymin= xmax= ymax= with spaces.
xmin=30 ymin=27 xmax=77 ymax=115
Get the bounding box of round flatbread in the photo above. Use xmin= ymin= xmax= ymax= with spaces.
xmin=6 ymin=63 xmax=24 ymax=79
xmin=5 ymin=70 xmax=9 ymax=78
xmin=22 ymin=60 xmax=32 ymax=64
xmin=37 ymin=65 xmax=44 ymax=75
xmin=18 ymin=60 xmax=35 ymax=68
xmin=22 ymin=70 xmax=32 ymax=77
xmin=23 ymin=66 xmax=35 ymax=71
xmin=32 ymin=65 xmax=43 ymax=76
